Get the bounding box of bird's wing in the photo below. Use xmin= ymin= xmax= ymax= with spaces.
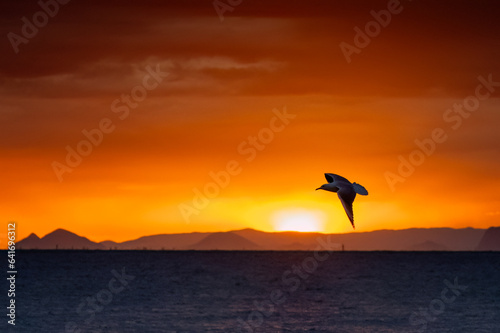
xmin=325 ymin=173 xmax=351 ymax=184
xmin=337 ymin=187 xmax=356 ymax=229
xmin=352 ymin=182 xmax=368 ymax=195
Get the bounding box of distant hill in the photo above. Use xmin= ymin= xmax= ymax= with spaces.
xmin=409 ymin=240 xmax=448 ymax=251
xmin=100 ymin=240 xmax=120 ymax=249
xmin=110 ymin=232 xmax=210 ymax=250
xmin=232 ymin=229 xmax=327 ymax=250
xmin=16 ymin=226 xmax=498 ymax=251
xmin=18 ymin=229 xmax=105 ymax=250
xmin=189 ymin=232 xmax=260 ymax=250
xmin=233 ymin=227 xmax=485 ymax=251
xmin=18 ymin=233 xmax=40 ymax=248
xmin=476 ymin=227 xmax=500 ymax=251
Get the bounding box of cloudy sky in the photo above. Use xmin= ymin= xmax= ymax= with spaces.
xmin=1 ymin=0 xmax=499 ymax=243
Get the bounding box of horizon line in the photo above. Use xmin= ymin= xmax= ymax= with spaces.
xmin=20 ymin=225 xmax=497 ymax=245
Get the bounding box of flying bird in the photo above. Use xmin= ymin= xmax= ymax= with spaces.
xmin=316 ymin=173 xmax=368 ymax=229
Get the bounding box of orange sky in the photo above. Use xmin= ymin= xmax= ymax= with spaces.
xmin=1 ymin=0 xmax=499 ymax=244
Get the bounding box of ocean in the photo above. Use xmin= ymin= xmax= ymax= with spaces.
xmin=4 ymin=251 xmax=500 ymax=332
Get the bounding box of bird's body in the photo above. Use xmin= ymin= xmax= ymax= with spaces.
xmin=316 ymin=173 xmax=368 ymax=229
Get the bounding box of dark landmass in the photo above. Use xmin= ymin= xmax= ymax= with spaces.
xmin=18 ymin=228 xmax=105 ymax=250
xmin=476 ymin=227 xmax=500 ymax=251
xmin=189 ymin=232 xmax=260 ymax=250
xmin=408 ymin=240 xmax=448 ymax=251
xmin=16 ymin=225 xmax=499 ymax=251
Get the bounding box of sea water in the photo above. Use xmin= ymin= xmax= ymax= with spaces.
xmin=3 ymin=251 xmax=500 ymax=332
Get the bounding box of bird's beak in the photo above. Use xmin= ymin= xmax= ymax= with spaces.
xmin=315 ymin=187 xmax=321 ymax=191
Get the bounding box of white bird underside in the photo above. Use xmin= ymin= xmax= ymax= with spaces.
xmin=318 ymin=173 xmax=368 ymax=229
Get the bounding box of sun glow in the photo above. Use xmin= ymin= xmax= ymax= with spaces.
xmin=272 ymin=209 xmax=326 ymax=232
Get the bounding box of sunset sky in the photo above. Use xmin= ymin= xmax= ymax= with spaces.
xmin=1 ymin=0 xmax=499 ymax=244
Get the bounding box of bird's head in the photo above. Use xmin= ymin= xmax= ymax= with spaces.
xmin=316 ymin=184 xmax=326 ymax=191
xmin=316 ymin=183 xmax=339 ymax=192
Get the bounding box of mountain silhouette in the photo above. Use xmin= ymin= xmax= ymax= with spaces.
xmin=113 ymin=232 xmax=210 ymax=250
xmin=15 ymin=226 xmax=499 ymax=251
xmin=233 ymin=227 xmax=486 ymax=251
xmin=189 ymin=232 xmax=260 ymax=250
xmin=409 ymin=240 xmax=448 ymax=251
xmin=18 ymin=228 xmax=105 ymax=250
xmin=232 ymin=229 xmax=328 ymax=250
xmin=17 ymin=233 xmax=41 ymax=248
xmin=476 ymin=227 xmax=500 ymax=251
xmin=100 ymin=240 xmax=120 ymax=249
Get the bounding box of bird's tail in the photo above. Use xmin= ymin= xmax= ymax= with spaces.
xmin=353 ymin=182 xmax=368 ymax=195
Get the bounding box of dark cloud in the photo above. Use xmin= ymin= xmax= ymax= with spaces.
xmin=0 ymin=0 xmax=499 ymax=97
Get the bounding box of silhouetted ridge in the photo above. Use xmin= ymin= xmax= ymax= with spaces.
xmin=18 ymin=229 xmax=104 ymax=250
xmin=16 ymin=233 xmax=41 ymax=249
xmin=409 ymin=240 xmax=448 ymax=251
xmin=190 ymin=232 xmax=260 ymax=250
xmin=15 ymin=226 xmax=495 ymax=251
xmin=25 ymin=233 xmax=40 ymax=240
xmin=476 ymin=227 xmax=500 ymax=251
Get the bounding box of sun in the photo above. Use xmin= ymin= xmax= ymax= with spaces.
xmin=272 ymin=209 xmax=326 ymax=232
